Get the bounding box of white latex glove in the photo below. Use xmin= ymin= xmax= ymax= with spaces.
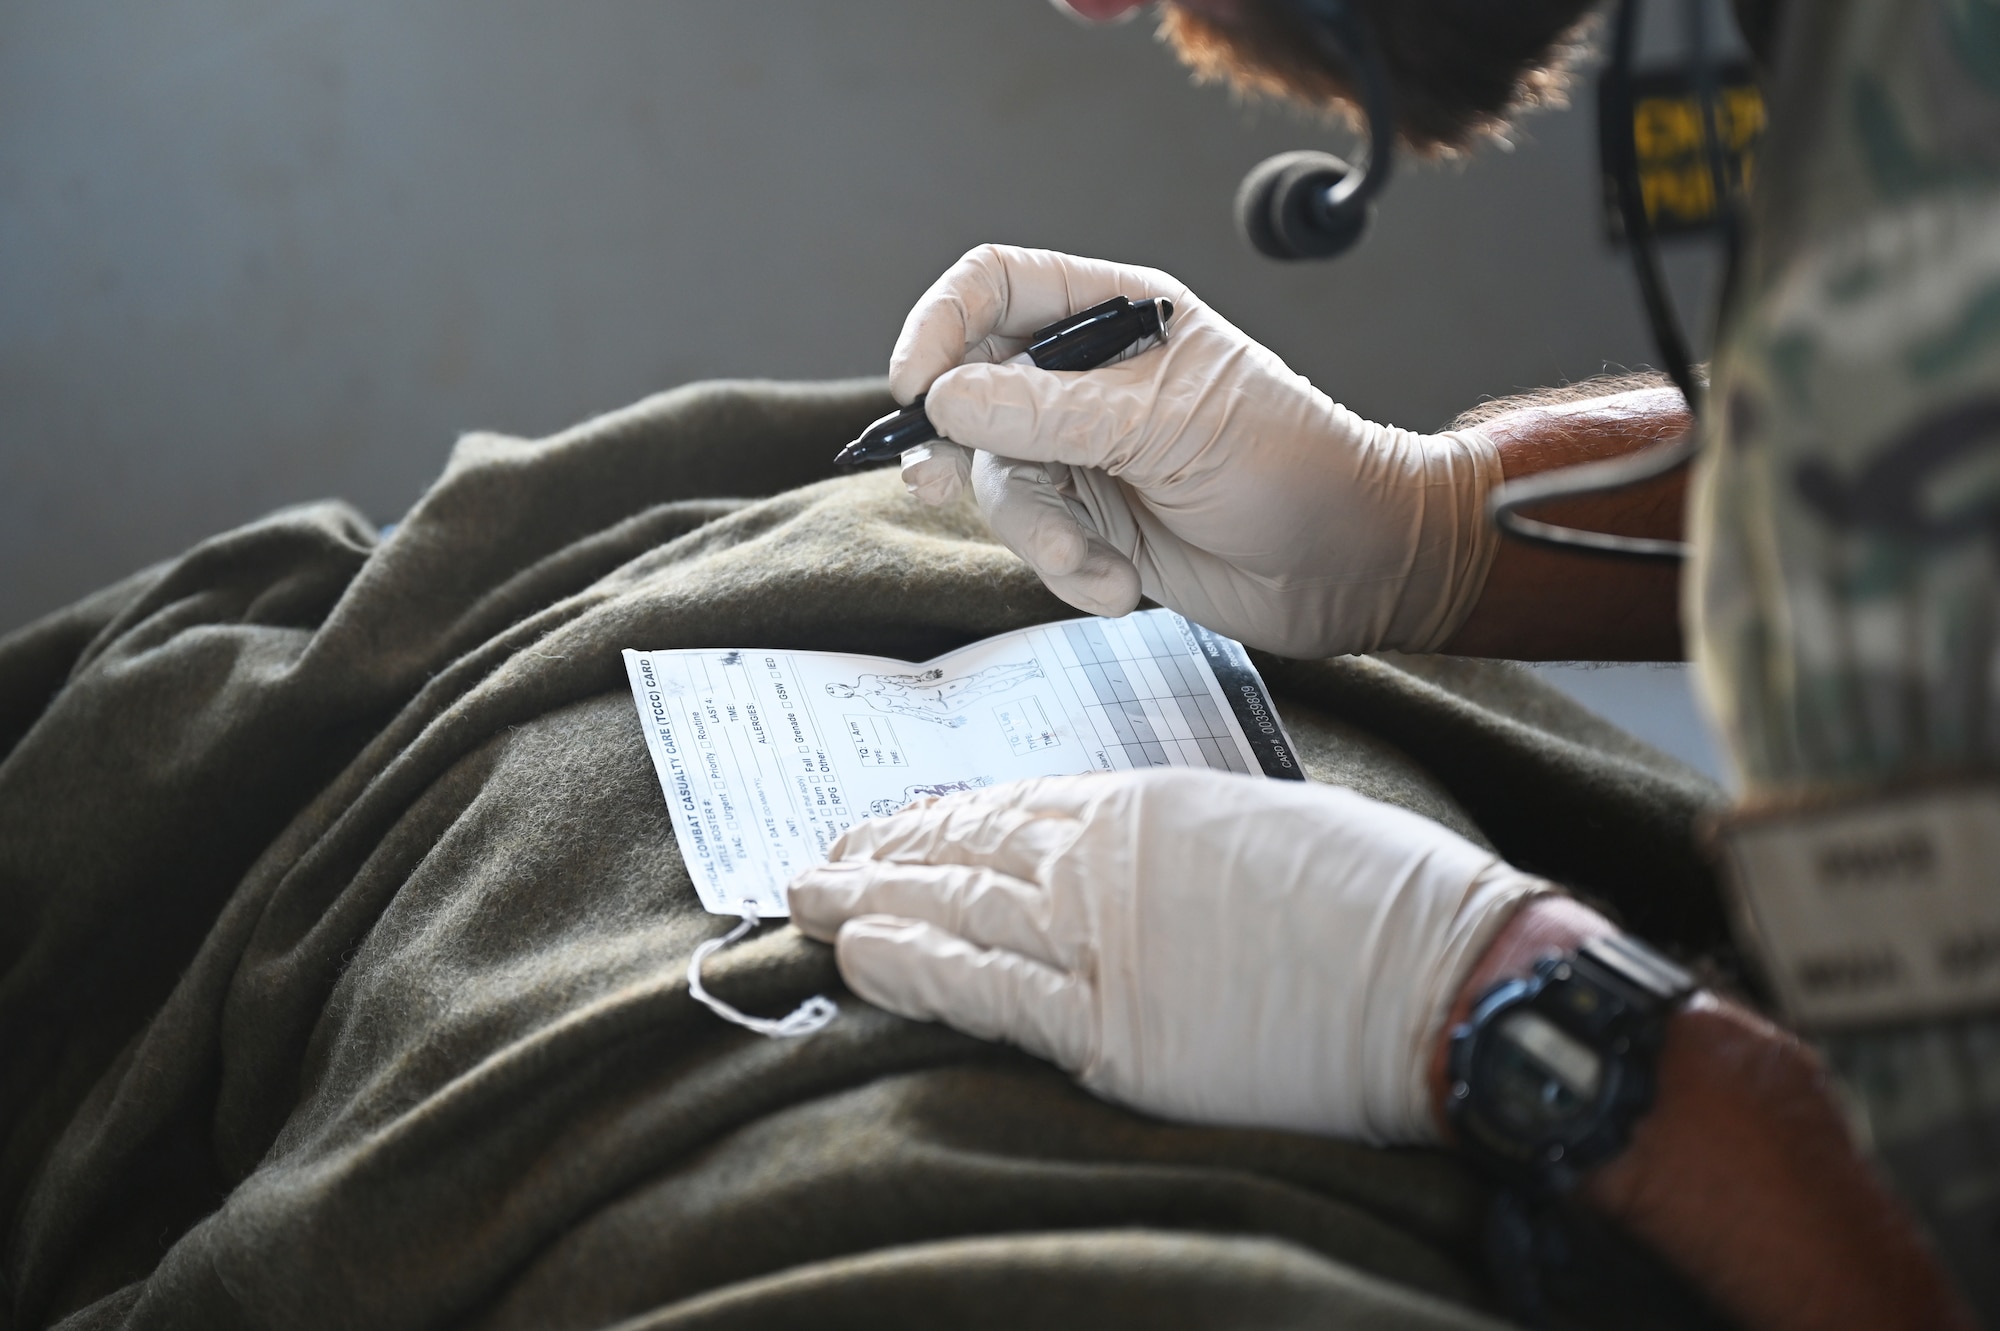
xmin=788 ymin=769 xmax=1547 ymax=1144
xmin=892 ymin=245 xmax=1505 ymax=658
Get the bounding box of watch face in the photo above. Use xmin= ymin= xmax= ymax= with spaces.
xmin=1481 ymin=1009 xmax=1606 ymax=1140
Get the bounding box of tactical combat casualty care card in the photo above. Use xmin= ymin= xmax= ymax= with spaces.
xmin=622 ymin=610 xmax=1299 ymax=917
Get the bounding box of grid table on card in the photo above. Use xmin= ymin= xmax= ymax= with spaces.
xmin=1059 ymin=617 xmax=1252 ymax=775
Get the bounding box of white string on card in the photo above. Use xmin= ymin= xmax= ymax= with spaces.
xmin=687 ymin=902 xmax=839 ymax=1039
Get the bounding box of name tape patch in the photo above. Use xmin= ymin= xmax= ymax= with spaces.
xmin=1716 ymin=784 xmax=2000 ymax=1027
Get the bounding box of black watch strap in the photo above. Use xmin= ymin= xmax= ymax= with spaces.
xmin=1572 ymin=934 xmax=1696 ymax=1014
xmin=1453 ymin=934 xmax=1695 ymax=1326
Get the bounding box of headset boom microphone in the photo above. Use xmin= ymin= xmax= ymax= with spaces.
xmin=1233 ymin=0 xmax=1397 ymax=261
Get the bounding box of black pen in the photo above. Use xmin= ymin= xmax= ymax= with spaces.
xmin=834 ymin=295 xmax=1174 ymax=466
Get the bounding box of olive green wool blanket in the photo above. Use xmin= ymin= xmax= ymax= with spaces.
xmin=0 ymin=380 xmax=1730 ymax=1331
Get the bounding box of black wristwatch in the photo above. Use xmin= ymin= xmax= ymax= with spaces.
xmin=1446 ymin=933 xmax=1695 ymax=1193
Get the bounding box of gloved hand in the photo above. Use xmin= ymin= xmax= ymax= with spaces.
xmin=788 ymin=768 xmax=1547 ymax=1143
xmin=892 ymin=245 xmax=1505 ymax=658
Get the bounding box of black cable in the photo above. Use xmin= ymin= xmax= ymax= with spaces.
xmin=1486 ymin=433 xmax=1698 ymax=560
xmin=1289 ymin=0 xmax=1396 ymax=220
xmin=1487 ymin=0 xmax=1733 ymax=563
xmin=1605 ymin=0 xmax=1703 ymax=411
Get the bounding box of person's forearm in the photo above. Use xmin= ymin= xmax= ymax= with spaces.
xmin=1431 ymin=898 xmax=1976 ymax=1331
xmin=1440 ymin=386 xmax=1689 ymax=660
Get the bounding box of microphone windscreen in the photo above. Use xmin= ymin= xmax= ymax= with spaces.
xmin=1234 ymin=150 xmax=1370 ymax=261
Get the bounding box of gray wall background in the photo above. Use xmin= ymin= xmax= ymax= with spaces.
xmin=1 ymin=0 xmax=1720 ymax=639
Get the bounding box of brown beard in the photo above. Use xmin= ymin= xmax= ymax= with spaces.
xmin=1156 ymin=0 xmax=1600 ymax=155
